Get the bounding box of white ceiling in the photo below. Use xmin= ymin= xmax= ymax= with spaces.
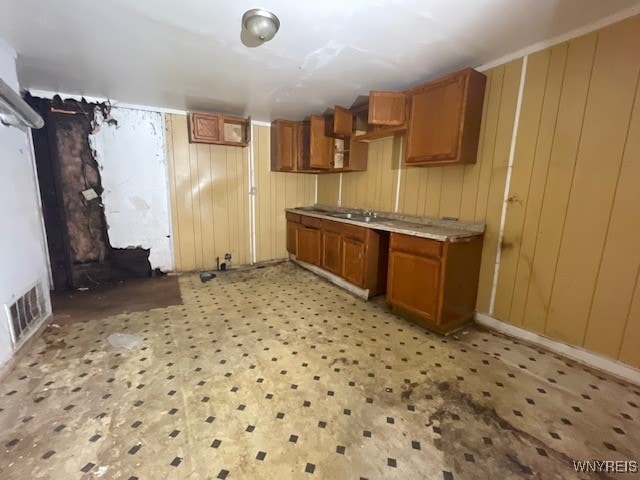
xmin=1 ymin=0 xmax=639 ymax=120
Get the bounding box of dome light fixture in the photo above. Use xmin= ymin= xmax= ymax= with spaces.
xmin=242 ymin=8 xmax=280 ymax=43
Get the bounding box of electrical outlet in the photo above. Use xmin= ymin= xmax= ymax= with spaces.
xmin=224 ymin=252 xmax=232 ymax=261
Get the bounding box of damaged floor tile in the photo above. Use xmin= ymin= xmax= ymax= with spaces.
xmin=0 ymin=262 xmax=638 ymax=479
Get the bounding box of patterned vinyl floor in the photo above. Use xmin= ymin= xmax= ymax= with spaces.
xmin=0 ymin=262 xmax=638 ymax=479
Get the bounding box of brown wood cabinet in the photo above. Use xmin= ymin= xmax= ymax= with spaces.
xmin=296 ymin=225 xmax=321 ymax=266
xmin=387 ymin=232 xmax=483 ymax=333
xmin=307 ymin=115 xmax=333 ymax=170
xmin=322 ymin=230 xmax=342 ymax=275
xmin=351 ymin=97 xmax=406 ymax=143
xmin=368 ymin=91 xmax=406 ymax=126
xmin=388 ymin=251 xmax=441 ymax=321
xmin=341 ymin=236 xmax=366 ymax=287
xmin=271 ymin=115 xmax=367 ymax=173
xmin=286 ymin=221 xmax=298 ymax=255
xmin=286 ymin=212 xmax=301 ymax=255
xmin=188 ymin=112 xmax=251 ymax=146
xmin=271 ymin=120 xmax=298 ymax=171
xmin=287 ymin=212 xmax=388 ymax=296
xmin=325 ymin=106 xmax=353 ymax=139
xmin=405 ymin=68 xmax=486 ymax=166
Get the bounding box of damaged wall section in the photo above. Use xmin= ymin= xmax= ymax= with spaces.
xmin=89 ymin=107 xmax=173 ymax=271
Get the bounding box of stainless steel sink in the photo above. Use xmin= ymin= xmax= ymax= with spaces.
xmin=330 ymin=212 xmax=382 ymax=223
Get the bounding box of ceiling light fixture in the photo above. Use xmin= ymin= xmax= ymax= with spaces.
xmin=242 ymin=9 xmax=280 ymax=43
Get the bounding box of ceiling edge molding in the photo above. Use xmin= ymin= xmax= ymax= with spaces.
xmin=476 ymin=2 xmax=640 ymax=71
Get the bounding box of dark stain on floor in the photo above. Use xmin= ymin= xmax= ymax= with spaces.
xmin=51 ymin=275 xmax=182 ymax=325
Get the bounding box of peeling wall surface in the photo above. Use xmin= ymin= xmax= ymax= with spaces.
xmin=0 ymin=37 xmax=51 ymax=366
xmin=90 ymin=107 xmax=173 ymax=271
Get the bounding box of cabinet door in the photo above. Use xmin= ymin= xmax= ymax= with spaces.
xmin=322 ymin=230 xmax=342 ymax=275
xmin=271 ymin=120 xmax=298 ymax=171
xmin=341 ymin=237 xmax=366 ymax=287
xmin=387 ymin=251 xmax=440 ymax=322
xmin=189 ymin=112 xmax=220 ymax=143
xmin=369 ymin=91 xmax=406 ymax=126
xmin=286 ymin=221 xmax=298 ymax=255
xmin=329 ymin=105 xmax=353 ymax=138
xmin=296 ymin=227 xmax=321 ymax=266
xmin=309 ymin=115 xmax=333 ymax=169
xmin=405 ymin=72 xmax=466 ymax=164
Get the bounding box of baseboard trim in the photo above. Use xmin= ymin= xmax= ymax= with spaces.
xmin=475 ymin=313 xmax=640 ymax=386
xmin=290 ymin=255 xmax=370 ymax=300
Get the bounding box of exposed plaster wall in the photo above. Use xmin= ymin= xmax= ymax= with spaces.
xmin=0 ymin=37 xmax=51 ymax=366
xmin=89 ymin=107 xmax=173 ymax=271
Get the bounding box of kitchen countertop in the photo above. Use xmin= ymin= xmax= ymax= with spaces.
xmin=286 ymin=205 xmax=484 ymax=242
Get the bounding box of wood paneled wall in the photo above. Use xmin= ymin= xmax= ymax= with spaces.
xmin=494 ymin=16 xmax=640 ymax=366
xmin=315 ymin=14 xmax=640 ymax=368
xmin=167 ymin=119 xmax=316 ymax=269
xmin=316 ymin=173 xmax=340 ymax=205
xmin=252 ymin=125 xmax=316 ymax=262
xmin=340 ymin=136 xmax=403 ymax=211
xmin=166 ymin=114 xmax=251 ymax=270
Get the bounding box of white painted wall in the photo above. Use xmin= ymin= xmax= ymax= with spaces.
xmin=0 ymin=37 xmax=51 ymax=366
xmin=90 ymin=107 xmax=173 ymax=271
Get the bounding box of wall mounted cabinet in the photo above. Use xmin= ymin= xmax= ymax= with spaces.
xmin=351 ymin=92 xmax=407 ymax=143
xmin=271 ymin=115 xmax=367 ymax=173
xmin=405 ymin=68 xmax=486 ymax=166
xmin=325 ymin=106 xmax=353 ymax=139
xmin=188 ymin=112 xmax=251 ymax=146
xmin=271 ymin=119 xmax=298 ymax=172
xmin=368 ymin=91 xmax=406 ymax=126
xmin=271 ymin=66 xmax=485 ymax=172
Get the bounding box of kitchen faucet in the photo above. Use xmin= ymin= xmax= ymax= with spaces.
xmin=355 ymin=206 xmax=375 ymax=217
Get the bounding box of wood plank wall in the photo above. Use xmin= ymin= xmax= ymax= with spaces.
xmin=252 ymin=125 xmax=316 ymax=262
xmin=166 ymin=113 xmax=251 ymax=270
xmin=495 ymin=16 xmax=640 ymax=366
xmin=340 ymin=136 xmax=403 ymax=212
xmin=167 ymin=119 xmax=316 ymax=269
xmin=315 ymin=15 xmax=640 ymax=368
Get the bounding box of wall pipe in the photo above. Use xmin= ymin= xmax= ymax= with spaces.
xmin=0 ymin=76 xmax=44 ymax=129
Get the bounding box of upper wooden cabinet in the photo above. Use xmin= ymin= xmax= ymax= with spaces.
xmin=368 ymin=91 xmax=406 ymax=126
xmin=325 ymin=106 xmax=353 ymax=139
xmin=405 ymin=68 xmax=486 ymax=166
xmin=350 ymin=94 xmax=406 ymax=143
xmin=271 ymin=115 xmax=367 ymax=173
xmin=271 ymin=119 xmax=298 ymax=172
xmin=189 ymin=112 xmax=251 ymax=146
xmin=307 ymin=115 xmax=333 ymax=170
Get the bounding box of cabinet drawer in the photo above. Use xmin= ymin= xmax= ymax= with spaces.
xmin=301 ymin=215 xmax=321 ymax=229
xmin=390 ymin=233 xmax=442 ymax=258
xmin=341 ymin=223 xmax=366 ymax=241
xmin=320 ymin=219 xmax=342 ymax=233
xmin=286 ymin=212 xmax=301 ymax=223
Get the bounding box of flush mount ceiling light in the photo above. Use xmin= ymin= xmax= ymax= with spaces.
xmin=242 ymin=8 xmax=280 ymax=42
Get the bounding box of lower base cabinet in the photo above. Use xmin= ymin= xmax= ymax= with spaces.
xmin=387 ymin=233 xmax=483 ymax=334
xmin=321 ymin=228 xmax=342 ymax=275
xmin=388 ymin=251 xmax=440 ymax=322
xmin=288 ymin=213 xmax=483 ymax=331
xmin=286 ymin=220 xmax=298 ymax=255
xmin=341 ymin=236 xmax=366 ymax=287
xmin=296 ymin=225 xmax=321 ymax=266
xmin=288 ymin=213 xmax=388 ymax=296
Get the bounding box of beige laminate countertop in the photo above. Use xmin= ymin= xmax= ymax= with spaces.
xmin=286 ymin=205 xmax=484 ymax=242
